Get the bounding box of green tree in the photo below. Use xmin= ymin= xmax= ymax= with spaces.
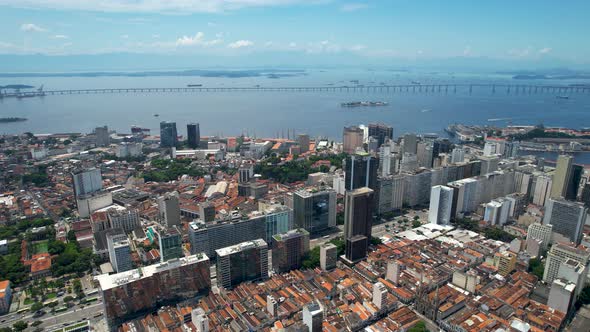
xmin=527 ymin=258 xmax=544 ymax=279
xmin=412 ymin=219 xmax=422 ymax=228
xmin=370 ymin=237 xmax=383 ymax=245
xmin=12 ymin=321 xmax=28 ymax=332
xmin=31 ymin=302 xmax=44 ymax=312
xmin=408 ymin=321 xmax=428 ymax=332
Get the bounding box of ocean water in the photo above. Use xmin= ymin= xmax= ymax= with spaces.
xmin=1 ymin=68 xmax=589 ymax=140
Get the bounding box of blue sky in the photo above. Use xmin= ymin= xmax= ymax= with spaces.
xmin=0 ymin=0 xmax=589 ymax=66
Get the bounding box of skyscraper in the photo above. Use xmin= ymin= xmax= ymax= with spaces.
xmin=95 ymin=125 xmax=110 ymax=147
xmin=543 ymin=198 xmax=587 ymax=244
xmin=71 ymin=168 xmax=103 ymax=198
xmin=343 ymin=126 xmax=364 ymax=154
xmin=368 ymin=123 xmax=393 ymax=147
xmin=187 ymin=123 xmax=200 ymax=149
xmin=543 ymin=243 xmax=590 ymax=284
xmin=158 ymin=192 xmax=181 ymax=228
xmin=551 ymin=155 xmax=573 ymax=199
xmin=428 ymin=185 xmax=453 ymax=225
xmin=298 ymin=134 xmax=310 ymax=153
xmin=565 ymin=164 xmax=583 ymax=200
xmin=344 ymin=152 xmax=378 ymax=191
xmin=160 ymin=121 xmax=178 ymax=148
xmin=157 ymin=226 xmax=183 ymax=262
xmin=107 ymin=233 xmax=132 ymax=273
xmin=320 ymin=243 xmax=338 ymax=271
xmin=402 ymin=133 xmax=418 ymax=154
xmin=216 ymin=239 xmax=269 ymax=289
xmin=291 ymin=187 xmax=336 ymax=234
xmin=344 ymin=187 xmax=374 ymax=261
xmin=271 ymin=228 xmax=309 ymax=273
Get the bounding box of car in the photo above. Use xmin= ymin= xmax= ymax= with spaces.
xmin=33 ymin=310 xmax=46 ymax=318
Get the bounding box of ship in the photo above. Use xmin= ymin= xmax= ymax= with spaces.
xmin=187 ymin=84 xmax=203 ymax=87
xmin=0 ymin=117 xmax=27 ymax=123
xmin=340 ymin=101 xmax=389 ymax=107
xmin=556 ymin=95 xmax=569 ymax=99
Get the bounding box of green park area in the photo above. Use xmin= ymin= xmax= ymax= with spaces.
xmin=31 ymin=240 xmax=49 ymax=255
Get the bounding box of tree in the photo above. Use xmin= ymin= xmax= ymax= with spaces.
xmin=528 ymin=258 xmax=544 ymax=280
xmin=63 ymin=295 xmax=74 ymax=303
xmin=370 ymin=237 xmax=383 ymax=245
xmin=12 ymin=321 xmax=28 ymax=332
xmin=32 ymin=321 xmax=43 ymax=327
xmin=31 ymin=302 xmax=44 ymax=312
xmin=408 ymin=320 xmax=428 ymax=332
xmin=412 ymin=220 xmax=422 ymax=228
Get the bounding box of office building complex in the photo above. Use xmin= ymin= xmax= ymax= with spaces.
xmin=160 ymin=121 xmax=178 ymax=148
xmin=72 ymin=168 xmax=103 ymax=198
xmin=368 ymin=123 xmax=393 ymax=147
xmin=344 ymin=187 xmax=374 ymax=262
xmin=187 ymin=123 xmax=200 ymax=149
xmin=158 ymin=192 xmax=181 ymax=228
xmin=543 ymin=198 xmax=587 ymax=244
xmin=156 ymin=226 xmax=183 ymax=262
xmin=271 ymin=228 xmax=309 ymax=273
xmin=428 ymin=185 xmax=453 ymax=225
xmin=76 ymin=191 xmax=113 ymax=218
xmin=320 ymin=243 xmax=338 ymax=271
xmin=105 ymin=205 xmax=140 ymax=233
xmin=551 ymin=155 xmax=573 ymax=199
xmin=216 ymin=239 xmax=269 ymax=289
xmin=343 ymin=126 xmax=364 ymax=154
xmin=107 ymin=233 xmax=132 ymax=273
xmin=527 ymin=223 xmax=552 ymax=253
xmin=290 ymin=187 xmax=336 ymax=234
xmin=96 ymin=254 xmax=211 ymax=329
xmin=344 ymin=152 xmax=378 ymax=191
xmin=543 ymin=243 xmax=590 ymax=284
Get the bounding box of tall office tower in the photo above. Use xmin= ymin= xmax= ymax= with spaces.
xmin=238 ymin=164 xmax=254 ymax=183
xmin=373 ymin=282 xmax=388 ymax=309
xmin=367 ymin=136 xmax=379 ymax=153
xmin=106 ymin=206 xmax=140 ymax=233
xmin=551 ymin=155 xmax=573 ymax=198
xmin=159 ymin=121 xmax=178 ymax=148
xmin=479 ymin=155 xmax=500 ymax=175
xmin=96 ymin=254 xmax=210 ymax=329
xmin=504 ymin=141 xmax=520 ymax=158
xmin=391 ymin=174 xmax=405 ymax=210
xmin=343 ymin=126 xmax=364 ymax=154
xmin=377 ymin=177 xmax=394 ymax=215
xmin=581 ymin=183 xmax=590 ymax=208
xmin=344 ymin=187 xmax=374 ymax=261
xmin=107 ymin=233 xmax=132 ymax=273
xmin=320 ymin=243 xmax=338 ymax=271
xmin=532 ymin=174 xmax=553 ymax=206
xmin=271 ymin=228 xmax=310 ymax=273
xmin=95 ymin=125 xmax=110 ymax=147
xmin=566 ymin=164 xmax=583 ymax=200
xmin=199 ymin=202 xmax=216 ymax=222
xmin=428 ymin=185 xmax=453 ymax=225
xmin=378 ymin=142 xmax=394 ymax=177
xmin=543 ymin=198 xmax=587 ymax=244
xmin=451 ymin=148 xmax=465 ymax=164
xmin=527 ymin=223 xmax=553 ymax=253
xmin=76 ymin=191 xmax=113 ymax=218
xmin=302 ymin=301 xmax=324 ymax=332
xmin=298 ymin=134 xmax=310 ymax=153
xmin=71 ymin=168 xmax=103 ymax=197
xmin=158 ymin=192 xmax=181 ymax=228
xmin=215 ymin=239 xmax=268 ymax=289
xmin=402 ymin=133 xmax=418 ymax=154
xmin=543 ymin=243 xmax=590 ymax=284
xmin=191 ymin=308 xmax=209 ymax=332
xmin=368 ymin=123 xmax=393 ymax=147
xmin=157 ymin=226 xmax=183 ymax=262
xmin=432 ymin=138 xmax=452 ymax=157
xmin=344 ymin=152 xmax=378 ymax=191
xmin=548 ymin=279 xmax=576 ymax=314
xmin=291 ymin=187 xmax=336 ymax=234
xmin=484 ymin=199 xmax=511 ymax=226
xmin=263 ymin=205 xmax=293 ymax=245
xmin=417 ymin=142 xmax=433 ymax=168
xmin=400 ymin=152 xmax=418 ymax=173
xmin=187 ymin=123 xmax=200 ymax=149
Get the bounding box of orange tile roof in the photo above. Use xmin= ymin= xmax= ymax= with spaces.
xmin=30 ymin=253 xmax=51 ymax=273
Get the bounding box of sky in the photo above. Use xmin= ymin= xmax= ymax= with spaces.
xmin=0 ymin=0 xmax=589 ymax=69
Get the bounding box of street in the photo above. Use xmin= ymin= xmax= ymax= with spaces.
xmin=0 ymin=302 xmax=103 ymax=330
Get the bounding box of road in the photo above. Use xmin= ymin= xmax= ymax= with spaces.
xmin=0 ymin=302 xmax=103 ymax=330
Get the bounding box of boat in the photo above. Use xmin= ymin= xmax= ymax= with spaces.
xmin=0 ymin=117 xmax=27 ymax=123
xmin=556 ymin=95 xmax=569 ymax=99
xmin=411 ymin=81 xmax=421 ymax=85
xmin=187 ymin=84 xmax=203 ymax=87
xmin=153 ymin=114 xmax=160 ymax=117
xmin=341 ymin=101 xmax=389 ymax=107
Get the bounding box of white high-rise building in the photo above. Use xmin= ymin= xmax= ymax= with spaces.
xmin=543 ymin=243 xmax=590 ymax=284
xmin=302 ymin=301 xmax=323 ymax=332
xmin=107 ymin=233 xmax=132 ymax=273
xmin=428 ymin=185 xmax=453 ymax=225
xmin=451 ymin=148 xmax=465 ymax=164
xmin=547 ymin=279 xmax=576 ymax=314
xmin=527 ymin=223 xmax=553 ymax=253
xmin=532 ymin=174 xmax=552 ymax=206
xmin=543 ymin=198 xmax=587 ymax=245
xmin=391 ymin=175 xmax=405 ymax=210
xmin=373 ymin=282 xmax=387 ymax=309
xmin=484 ymin=199 xmax=511 ymax=226
xmin=191 ymin=308 xmax=209 ymax=332
xmin=71 ymin=168 xmax=103 ymax=197
xmin=320 ymin=243 xmax=337 ymax=271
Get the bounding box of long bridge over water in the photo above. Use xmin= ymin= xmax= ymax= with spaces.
xmin=1 ymin=83 xmax=589 ymax=99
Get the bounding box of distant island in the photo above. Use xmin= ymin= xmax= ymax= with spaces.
xmin=497 ymin=69 xmax=590 ymax=80
xmin=0 ymin=69 xmax=306 ymax=79
xmin=0 ymin=117 xmax=28 ymax=123
xmin=0 ymin=84 xmax=35 ymax=89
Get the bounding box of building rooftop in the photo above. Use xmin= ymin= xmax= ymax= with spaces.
xmin=215 ymin=239 xmax=267 ymax=257
xmin=95 ymin=253 xmax=209 ymax=291
xmin=272 ymin=228 xmax=309 ymax=242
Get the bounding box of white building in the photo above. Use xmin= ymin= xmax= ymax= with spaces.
xmin=547 ymin=279 xmax=576 ymax=314
xmin=320 ymin=243 xmax=337 ymax=271
xmin=116 ymin=142 xmax=142 ymax=158
xmin=72 ymin=168 xmax=103 ymax=197
xmin=191 ymin=308 xmax=209 ymax=332
xmin=450 ymin=148 xmax=465 ymax=164
xmin=77 ymin=191 xmax=113 ymax=218
xmin=543 ymin=198 xmax=587 ymax=245
xmin=428 ymin=185 xmax=453 ymax=225
xmin=158 ymin=192 xmax=181 ymax=228
xmin=527 ymin=223 xmax=552 ymax=253
xmin=302 ymin=301 xmax=323 ymax=332
xmin=107 ymin=233 xmax=132 ymax=273
xmin=484 ymin=199 xmax=511 ymax=226
xmin=543 ymin=243 xmax=590 ymax=284
xmin=372 ymin=282 xmax=387 ymax=309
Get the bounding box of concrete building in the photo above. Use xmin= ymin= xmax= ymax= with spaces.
xmin=344 ymin=187 xmax=374 ymax=260
xmin=368 ymin=123 xmax=393 ymax=147
xmin=344 ymin=152 xmax=378 ymax=191
xmin=271 ymin=228 xmax=309 ymax=273
xmin=160 ymin=121 xmax=178 ymax=147
xmin=72 ymin=168 xmax=103 ymax=198
xmin=527 ymin=223 xmax=553 ymax=253
xmin=320 ymin=243 xmax=338 ymax=271
xmin=345 ymin=235 xmax=369 ymax=263
xmin=377 ymin=176 xmax=394 ymax=214
xmin=548 ymin=279 xmax=576 ymax=314
xmin=532 ymin=174 xmax=553 ymax=206
xmin=402 ymin=133 xmax=418 ymax=154
xmin=451 ymin=148 xmax=465 ymax=164
xmin=543 ymin=243 xmax=590 ymax=284
xmin=543 ymin=198 xmax=587 ymax=244
xmin=158 ymin=192 xmax=181 ymax=228
xmin=77 ymin=191 xmax=113 ymax=218
xmin=386 ymin=260 xmax=403 ymax=285
xmin=428 ymin=185 xmax=453 ymax=225
xmin=156 ymin=226 xmax=183 ymax=262
xmin=95 ymin=125 xmax=110 ymax=147
xmin=400 ymin=153 xmax=418 ymax=173
xmin=391 ymin=174 xmax=405 ymax=210
xmin=107 ymin=233 xmax=132 ymax=273
xmin=0 ymin=280 xmax=11 ymax=315
xmin=290 ymin=187 xmax=336 ymax=235
xmin=479 ymin=155 xmax=499 ymax=175
xmin=557 ymin=258 xmax=587 ymax=297
xmin=116 ymin=142 xmax=142 ymax=158
xmin=417 ymin=142 xmax=433 ymax=168
xmin=550 ymin=155 xmax=573 ymax=199
xmin=302 ymin=301 xmax=323 ymax=332
xmin=105 ymin=206 xmax=140 ymax=233
xmin=484 ymin=199 xmax=511 ymax=226
xmin=191 ymin=308 xmax=209 ymax=332
xmin=452 ymin=271 xmax=480 ymax=293
xmin=298 ymin=134 xmax=310 ymax=153
xmin=493 ymin=251 xmax=517 ymax=277
xmin=216 ymin=239 xmax=269 ymax=289
xmin=373 ymin=282 xmax=388 ymax=310
xmin=187 ymin=123 xmax=200 ymax=149
xmin=343 ymin=126 xmax=364 ymax=154
xmin=96 ymin=254 xmax=210 ymax=329
xmin=198 ymin=202 xmax=216 ymax=223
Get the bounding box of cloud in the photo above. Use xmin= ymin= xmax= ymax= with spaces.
xmin=20 ymin=23 xmax=46 ymax=32
xmin=52 ymin=34 xmax=69 ymax=39
xmin=176 ymin=32 xmax=223 ymax=47
xmin=120 ymin=34 xmax=129 ymax=39
xmin=2 ymin=0 xmax=323 ymax=14
xmin=507 ymin=47 xmax=531 ymax=57
xmin=340 ymin=3 xmax=368 ymax=12
xmin=228 ymin=40 xmax=253 ymax=48
xmin=350 ymin=44 xmax=366 ymax=51
xmin=539 ymin=47 xmax=552 ymax=54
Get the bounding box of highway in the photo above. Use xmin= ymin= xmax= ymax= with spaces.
xmin=0 ymin=302 xmax=103 ymax=330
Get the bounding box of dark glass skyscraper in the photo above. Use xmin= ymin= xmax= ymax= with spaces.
xmin=344 ymin=187 xmax=374 ymax=262
xmin=344 ymin=152 xmax=378 ymax=191
xmin=159 ymin=121 xmax=178 ymax=148
xmin=187 ymin=123 xmax=200 ymax=149
xmin=368 ymin=123 xmax=393 ymax=147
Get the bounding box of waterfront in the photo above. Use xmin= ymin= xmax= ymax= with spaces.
xmin=1 ymin=68 xmax=590 ymax=138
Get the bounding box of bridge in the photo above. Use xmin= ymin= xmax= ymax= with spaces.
xmin=1 ymin=83 xmax=589 ymax=99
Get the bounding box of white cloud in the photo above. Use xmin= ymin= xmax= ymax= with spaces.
xmin=350 ymin=44 xmax=366 ymax=51
xmin=176 ymin=32 xmax=223 ymax=47
xmin=507 ymin=47 xmax=531 ymax=57
xmin=2 ymin=0 xmax=322 ymax=14
xmin=20 ymin=23 xmax=46 ymax=32
xmin=340 ymin=3 xmax=368 ymax=12
xmin=539 ymin=47 xmax=552 ymax=54
xmin=228 ymin=40 xmax=253 ymax=48
xmin=52 ymin=34 xmax=69 ymax=39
